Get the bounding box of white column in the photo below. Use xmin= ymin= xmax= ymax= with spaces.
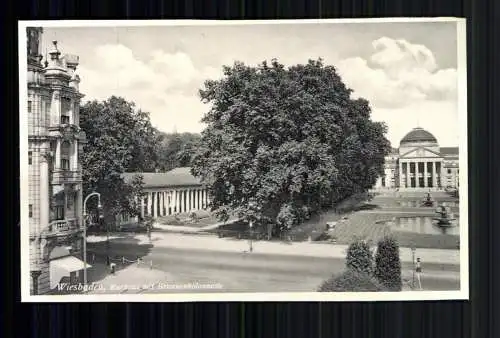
xmin=432 ymin=162 xmax=437 ymax=188
xmin=141 ymin=196 xmax=145 ymax=218
xmin=172 ymin=190 xmax=177 ymax=214
xmin=158 ymin=192 xmax=163 ymax=216
xmin=51 ymin=90 xmax=61 ymax=126
xmin=424 ymin=161 xmax=428 ymax=188
xmin=179 ymin=190 xmax=184 ymax=213
xmin=55 ymin=139 xmax=61 ymax=170
xmin=412 ymin=162 xmax=416 ymax=188
xmin=40 ymin=152 xmax=50 ymax=232
xmin=195 ymin=190 xmax=199 ymax=210
xmin=398 ymin=161 xmax=403 ymax=188
xmin=72 ymin=140 xmax=78 ymax=170
xmin=162 ymin=191 xmax=166 ymax=216
xmin=177 ymin=190 xmax=181 ymax=213
xmin=163 ymin=192 xmax=167 ymax=216
xmin=189 ymin=189 xmax=193 ymax=211
xmin=147 ymin=192 xmax=152 ymax=216
xmin=153 ymin=192 xmax=158 ymax=218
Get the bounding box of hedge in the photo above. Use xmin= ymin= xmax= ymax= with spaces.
xmin=318 ymin=269 xmax=386 ymax=292
xmin=346 ymin=240 xmax=373 ymax=274
xmin=374 ymin=236 xmax=402 ymax=291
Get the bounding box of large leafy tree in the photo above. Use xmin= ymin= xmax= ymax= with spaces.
xmin=191 ymin=59 xmax=390 ymax=232
xmin=155 ymin=132 xmax=201 ymax=171
xmin=80 ymin=96 xmax=158 ymax=226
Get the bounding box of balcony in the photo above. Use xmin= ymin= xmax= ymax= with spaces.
xmin=44 ymin=219 xmax=82 ymax=240
xmin=51 ymin=169 xmax=82 ymax=185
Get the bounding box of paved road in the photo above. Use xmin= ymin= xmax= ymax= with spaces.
xmin=87 ymin=241 xmax=460 ymax=293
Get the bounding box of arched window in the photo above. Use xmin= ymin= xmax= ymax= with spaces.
xmin=61 ymin=141 xmax=71 ymax=170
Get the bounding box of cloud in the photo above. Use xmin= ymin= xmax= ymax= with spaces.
xmin=336 ymin=37 xmax=457 ymax=109
xmin=77 ymin=44 xmax=222 ymax=132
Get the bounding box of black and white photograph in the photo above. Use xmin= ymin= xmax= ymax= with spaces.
xmin=20 ymin=18 xmax=468 ymax=302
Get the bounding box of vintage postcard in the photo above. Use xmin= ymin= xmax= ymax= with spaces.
xmin=19 ymin=18 xmax=468 ymax=302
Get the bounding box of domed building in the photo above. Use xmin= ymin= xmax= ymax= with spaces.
xmin=374 ymin=127 xmax=459 ymax=190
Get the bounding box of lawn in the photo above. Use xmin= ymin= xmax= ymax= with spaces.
xmin=155 ymin=210 xmax=228 ymax=228
xmin=207 ymin=192 xmax=460 ymax=250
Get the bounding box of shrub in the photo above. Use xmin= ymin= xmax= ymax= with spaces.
xmin=318 ymin=269 xmax=386 ymax=292
xmin=346 ymin=240 xmax=373 ymax=274
xmin=374 ymin=236 xmax=402 ymax=291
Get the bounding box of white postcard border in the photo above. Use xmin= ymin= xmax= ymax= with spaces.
xmin=19 ymin=17 xmax=469 ymax=302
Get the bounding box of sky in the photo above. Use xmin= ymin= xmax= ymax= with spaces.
xmin=39 ymin=21 xmax=462 ymax=147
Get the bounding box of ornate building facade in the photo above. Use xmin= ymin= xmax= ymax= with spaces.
xmin=119 ymin=168 xmax=210 ymax=225
xmin=27 ymin=27 xmax=87 ymax=294
xmin=374 ymin=127 xmax=459 ymax=190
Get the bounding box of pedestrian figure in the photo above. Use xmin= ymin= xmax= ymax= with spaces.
xmin=415 ymin=258 xmax=422 ymax=290
xmin=110 ymin=262 xmax=116 ymax=274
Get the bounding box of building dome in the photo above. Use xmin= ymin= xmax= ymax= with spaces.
xmin=400 ymin=127 xmax=437 ymax=144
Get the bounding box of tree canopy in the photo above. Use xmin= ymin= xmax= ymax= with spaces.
xmin=191 ymin=59 xmax=391 ymax=229
xmin=155 ymin=132 xmax=201 ymax=172
xmin=80 ymin=96 xmax=158 ymax=225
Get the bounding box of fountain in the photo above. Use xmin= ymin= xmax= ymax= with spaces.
xmin=420 ymin=192 xmax=434 ymax=207
xmin=433 ymin=204 xmax=456 ymax=228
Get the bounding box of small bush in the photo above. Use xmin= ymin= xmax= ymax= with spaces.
xmin=346 ymin=240 xmax=373 ymax=274
xmin=318 ymin=269 xmax=386 ymax=292
xmin=374 ymin=236 xmax=402 ymax=291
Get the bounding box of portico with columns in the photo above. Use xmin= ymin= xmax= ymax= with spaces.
xmin=119 ymin=167 xmax=210 ymax=225
xmin=374 ymin=127 xmax=459 ymax=191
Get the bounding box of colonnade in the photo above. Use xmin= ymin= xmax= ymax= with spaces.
xmin=398 ymin=160 xmax=442 ymax=189
xmin=140 ymin=188 xmax=210 ymax=218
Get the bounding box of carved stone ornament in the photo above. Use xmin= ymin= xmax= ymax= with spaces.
xmin=61 ymin=124 xmax=78 ymax=141
xmin=40 ymin=151 xmax=53 ymax=163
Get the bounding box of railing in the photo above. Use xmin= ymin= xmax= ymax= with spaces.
xmin=52 ymin=170 xmax=82 ymax=184
xmin=48 ymin=218 xmax=80 ymax=234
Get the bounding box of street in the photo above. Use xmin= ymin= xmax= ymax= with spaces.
xmin=85 ymin=234 xmax=461 ymax=293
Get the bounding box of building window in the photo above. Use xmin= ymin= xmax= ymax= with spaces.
xmin=60 ymin=141 xmax=71 ymax=170
xmin=447 ymin=169 xmax=452 ymax=174
xmin=54 ymin=205 xmax=65 ymax=220
xmin=28 ymin=101 xmax=32 ymax=113
xmin=29 ymin=204 xmax=33 ymax=218
xmin=61 ymin=159 xmax=70 ymax=170
xmin=60 ymin=115 xmax=70 ymax=125
xmin=28 ymin=151 xmax=32 ymax=165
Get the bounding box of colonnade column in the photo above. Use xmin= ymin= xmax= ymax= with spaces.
xmin=180 ymin=190 xmax=184 ymax=213
xmin=141 ymin=196 xmax=145 ymax=218
xmin=424 ymin=161 xmax=428 ymax=188
xmin=432 ymin=162 xmax=437 ymax=188
xmin=173 ymin=190 xmax=177 ymax=214
xmin=147 ymin=192 xmax=152 ymax=217
xmin=153 ymin=192 xmax=157 ymax=218
xmin=160 ymin=191 xmax=164 ymax=216
xmin=398 ymin=161 xmax=403 ymax=188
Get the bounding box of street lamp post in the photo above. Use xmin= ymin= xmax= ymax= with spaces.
xmin=249 ymin=220 xmax=254 ymax=253
xmin=83 ymin=192 xmax=102 ymax=288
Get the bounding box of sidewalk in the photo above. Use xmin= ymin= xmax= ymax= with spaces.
xmin=153 ymin=218 xmax=240 ymax=233
xmin=91 ymin=232 xmax=460 ymax=265
xmin=87 ymin=265 xmax=170 ymax=294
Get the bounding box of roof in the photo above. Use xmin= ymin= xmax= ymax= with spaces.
xmin=440 ymin=147 xmax=459 ymax=156
xmin=122 ymin=167 xmax=202 ymax=188
xmin=400 ymin=127 xmax=437 ymax=144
